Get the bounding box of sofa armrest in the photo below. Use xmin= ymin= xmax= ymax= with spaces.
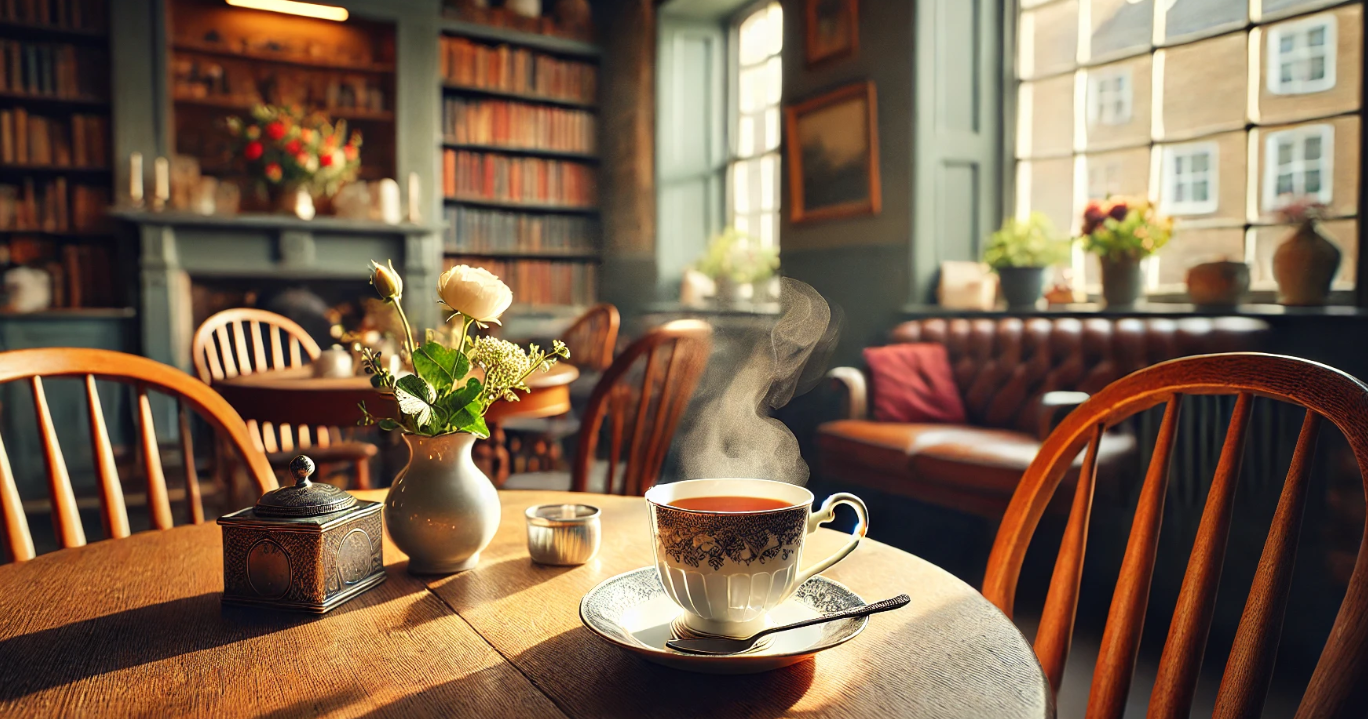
xmin=827 ymin=367 xmax=869 ymax=421
xmin=1039 ymin=390 xmax=1090 ymax=440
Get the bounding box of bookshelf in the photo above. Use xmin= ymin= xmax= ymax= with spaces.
xmin=0 ymin=0 xmax=125 ymax=314
xmin=167 ymin=0 xmax=398 ymax=186
xmin=439 ymin=20 xmax=602 ymax=310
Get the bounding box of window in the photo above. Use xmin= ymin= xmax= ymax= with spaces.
xmin=1263 ymin=124 xmax=1334 ymax=210
xmin=730 ymin=2 xmax=783 ymax=249
xmin=1162 ymin=142 xmax=1219 ymax=215
xmin=1012 ymin=0 xmax=1360 ymax=296
xmin=1087 ymin=67 xmax=1132 ymax=126
xmin=1267 ymin=14 xmax=1337 ymax=95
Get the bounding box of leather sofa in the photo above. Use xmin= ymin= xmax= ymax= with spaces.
xmin=816 ymin=316 xmax=1270 ymax=518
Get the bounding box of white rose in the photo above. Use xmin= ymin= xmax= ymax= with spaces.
xmin=438 ymin=265 xmax=513 ymax=325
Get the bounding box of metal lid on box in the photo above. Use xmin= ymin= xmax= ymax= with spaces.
xmin=254 ymin=455 xmax=358 ymax=518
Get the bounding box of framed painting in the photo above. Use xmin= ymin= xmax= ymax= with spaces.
xmin=806 ymin=0 xmax=858 ymax=66
xmin=785 ymin=81 xmax=881 ymax=223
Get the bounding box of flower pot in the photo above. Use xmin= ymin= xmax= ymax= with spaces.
xmin=1273 ymin=220 xmax=1342 ymax=306
xmin=384 ymin=432 xmax=501 ymax=574
xmin=997 ymin=267 xmax=1048 ymax=310
xmin=1186 ymin=260 xmax=1249 ymax=307
xmin=1100 ymin=255 xmax=1144 ymax=307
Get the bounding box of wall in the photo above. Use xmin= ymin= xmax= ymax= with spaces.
xmin=778 ymin=0 xmax=914 ymax=365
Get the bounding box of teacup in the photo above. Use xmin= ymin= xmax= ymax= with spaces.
xmin=644 ymin=478 xmax=869 ymax=638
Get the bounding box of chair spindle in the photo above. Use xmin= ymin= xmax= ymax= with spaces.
xmin=1035 ymin=422 xmax=1104 ymax=692
xmin=137 ymin=386 xmax=174 ymax=531
xmin=178 ymin=402 xmax=204 ymax=524
xmin=622 ymin=347 xmax=661 ymax=495
xmin=32 ymin=376 xmax=84 ymax=548
xmin=250 ymin=321 xmax=268 ymax=372
xmin=270 ymin=325 xmax=285 ymax=370
xmin=1150 ymin=392 xmax=1254 ymax=718
xmin=0 ymin=432 xmax=33 ymax=562
xmin=215 ymin=325 xmax=238 ymax=378
xmin=86 ymin=375 xmax=130 ymax=539
xmin=1213 ymin=409 xmax=1322 ymax=718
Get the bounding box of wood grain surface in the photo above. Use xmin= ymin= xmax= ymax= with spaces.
xmin=0 ymin=489 xmax=1051 ymax=718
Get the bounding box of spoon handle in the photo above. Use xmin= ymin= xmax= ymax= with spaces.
xmin=756 ymin=593 xmax=910 ymax=639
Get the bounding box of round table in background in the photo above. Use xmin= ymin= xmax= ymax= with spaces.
xmin=215 ymin=363 xmax=579 ymax=481
xmin=0 ymin=489 xmax=1052 ymax=718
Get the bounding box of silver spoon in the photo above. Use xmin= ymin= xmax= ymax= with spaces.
xmin=665 ymin=594 xmax=911 ymax=655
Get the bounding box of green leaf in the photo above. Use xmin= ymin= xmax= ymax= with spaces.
xmin=394 ymin=374 xmax=436 ymax=428
xmin=378 ymin=419 xmax=398 ymax=432
xmin=450 ymin=403 xmax=489 ymax=439
xmin=412 ymin=341 xmax=468 ymax=392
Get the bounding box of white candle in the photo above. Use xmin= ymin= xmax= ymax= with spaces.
xmin=129 ymin=152 xmax=144 ymax=206
xmin=154 ymin=157 xmax=169 ymax=209
xmin=407 ymin=171 xmax=421 ymax=224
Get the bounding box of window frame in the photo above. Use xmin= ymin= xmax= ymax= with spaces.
xmin=1161 ymin=141 xmax=1220 ymax=216
xmin=1262 ymin=123 xmax=1335 ymax=211
xmin=726 ymin=0 xmax=783 ymax=250
xmin=1266 ymin=13 xmax=1338 ymax=95
xmin=1087 ymin=66 xmax=1133 ymax=127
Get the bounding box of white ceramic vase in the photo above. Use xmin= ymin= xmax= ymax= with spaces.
xmin=384 ymin=432 xmax=500 ymax=574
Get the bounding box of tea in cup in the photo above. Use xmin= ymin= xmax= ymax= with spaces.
xmin=643 ymin=478 xmax=869 ymax=638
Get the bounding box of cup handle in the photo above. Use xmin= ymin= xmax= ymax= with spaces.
xmin=794 ymin=493 xmax=869 ymax=586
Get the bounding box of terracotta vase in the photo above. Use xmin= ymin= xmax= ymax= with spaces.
xmin=1273 ymin=220 xmax=1341 ymax=306
xmin=1099 ymin=255 xmax=1144 ymax=308
xmin=1186 ymin=260 xmax=1250 ymax=307
xmin=384 ymin=433 xmax=500 ymax=574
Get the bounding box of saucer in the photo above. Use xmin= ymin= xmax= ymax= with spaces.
xmin=579 ymin=566 xmax=868 ymax=674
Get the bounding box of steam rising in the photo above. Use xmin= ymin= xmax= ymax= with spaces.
xmin=678 ymin=279 xmax=841 ymax=485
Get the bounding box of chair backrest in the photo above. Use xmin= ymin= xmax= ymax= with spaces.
xmin=0 ymin=348 xmax=276 ymax=564
xmin=982 ymin=352 xmax=1368 ymax=719
xmin=561 ymin=303 xmax=620 ymax=373
xmin=192 ymin=308 xmax=329 ymax=453
xmin=572 ymin=320 xmax=712 ymax=495
xmin=191 ymin=307 xmax=322 ymax=384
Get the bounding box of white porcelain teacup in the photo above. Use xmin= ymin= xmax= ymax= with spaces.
xmin=644 ymin=478 xmax=869 ymax=638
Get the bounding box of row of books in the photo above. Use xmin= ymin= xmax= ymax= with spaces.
xmin=443 ymin=98 xmax=596 ymax=154
xmin=0 ymin=179 xmax=109 ymax=232
xmin=0 ymin=109 xmax=107 ymax=166
xmin=443 ymin=205 xmax=599 ymax=255
xmin=0 ymin=0 xmax=105 ymax=31
xmin=440 ymin=36 xmax=596 ymax=104
xmin=444 ymin=257 xmax=595 ymax=306
xmin=4 ymin=237 xmax=116 ymax=308
xmin=0 ymin=40 xmax=107 ymax=98
xmin=442 ymin=150 xmax=597 ymax=207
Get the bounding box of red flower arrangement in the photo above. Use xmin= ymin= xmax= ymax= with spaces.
xmin=225 ymin=104 xmax=362 ymax=197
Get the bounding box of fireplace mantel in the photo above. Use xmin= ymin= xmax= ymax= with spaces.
xmin=113 ymin=209 xmax=443 ymax=373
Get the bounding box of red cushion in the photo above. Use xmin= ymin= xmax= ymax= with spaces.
xmin=863 ymin=343 xmax=968 ymax=424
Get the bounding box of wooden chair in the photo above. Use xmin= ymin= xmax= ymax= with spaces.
xmin=505 ymin=320 xmax=712 ymax=495
xmin=982 ymin=353 xmax=1368 ymax=719
xmin=562 ymin=303 xmax=620 ymax=373
xmin=191 ymin=308 xmax=378 ymax=489
xmin=0 ymin=348 xmax=276 ymax=564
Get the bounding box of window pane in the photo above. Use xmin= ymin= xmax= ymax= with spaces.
xmin=739 ymin=66 xmax=763 ymax=113
xmin=1020 ymin=74 xmax=1076 ymax=158
xmin=763 ymin=56 xmax=782 ymax=106
xmin=1019 ymin=0 xmax=1078 ymax=79
xmin=1257 ymin=117 xmax=1358 ymax=219
xmin=733 ymin=161 xmax=750 ymax=213
xmin=759 ymin=212 xmax=777 ymax=248
xmin=1089 ymin=0 xmax=1153 ymax=62
xmin=1018 ymin=158 xmax=1076 ymax=234
xmin=738 ymin=113 xmax=757 ymax=158
xmin=1258 ymin=7 xmax=1358 ymax=124
xmin=764 ymin=107 xmax=780 ymax=152
xmin=1164 ymin=0 xmax=1245 ymax=44
xmin=1160 ymin=33 xmax=1248 ymax=140
xmin=759 ymin=153 xmax=777 ymax=211
xmin=738 ymin=3 xmax=781 ymax=65
xmin=1085 ymin=55 xmax=1152 ymax=150
xmin=1154 ymin=227 xmax=1245 ymax=286
xmin=1082 ymin=146 xmax=1149 ymax=201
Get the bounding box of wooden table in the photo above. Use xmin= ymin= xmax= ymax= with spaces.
xmin=216 ymin=363 xmax=579 ymax=481
xmin=0 ymin=490 xmax=1052 ymax=718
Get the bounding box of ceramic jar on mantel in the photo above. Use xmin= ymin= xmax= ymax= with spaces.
xmin=384 ymin=433 xmax=501 ymax=574
xmin=1273 ymin=220 xmax=1342 ymax=306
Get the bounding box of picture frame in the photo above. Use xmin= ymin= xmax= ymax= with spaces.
xmin=805 ymin=0 xmax=858 ymax=66
xmin=785 ymin=81 xmax=881 ymax=223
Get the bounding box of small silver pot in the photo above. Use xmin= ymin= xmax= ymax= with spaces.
xmin=525 ymin=504 xmax=601 ymax=566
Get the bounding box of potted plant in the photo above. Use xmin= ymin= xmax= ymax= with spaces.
xmin=225 ymin=104 xmax=362 ymax=218
xmin=1080 ymin=197 xmax=1172 ymax=307
xmin=1272 ymin=199 xmax=1341 ymax=306
xmin=358 ymin=260 xmax=569 ymax=574
xmin=982 ymin=212 xmax=1071 ymax=309
xmin=693 ymin=228 xmax=780 ymax=304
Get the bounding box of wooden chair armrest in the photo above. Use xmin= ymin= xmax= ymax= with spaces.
xmin=1039 ymin=390 xmax=1091 ymax=441
xmin=827 ymin=367 xmax=869 ymax=420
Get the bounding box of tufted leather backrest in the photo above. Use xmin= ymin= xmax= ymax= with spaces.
xmin=886 ymin=317 xmax=1271 ymax=435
